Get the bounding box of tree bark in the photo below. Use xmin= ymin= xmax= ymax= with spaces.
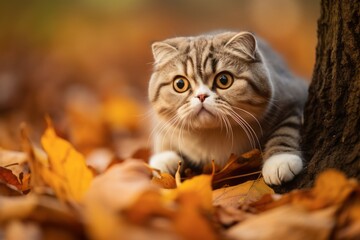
xmin=274 ymin=0 xmax=360 ymax=192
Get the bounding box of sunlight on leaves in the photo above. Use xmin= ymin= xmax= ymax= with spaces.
xmin=39 ymin=119 xmax=94 ymax=202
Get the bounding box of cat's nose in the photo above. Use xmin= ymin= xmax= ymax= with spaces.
xmin=197 ymin=94 xmax=209 ymax=102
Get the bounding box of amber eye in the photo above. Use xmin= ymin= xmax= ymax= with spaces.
xmin=215 ymin=72 xmax=234 ymax=89
xmin=173 ymin=77 xmax=190 ymax=93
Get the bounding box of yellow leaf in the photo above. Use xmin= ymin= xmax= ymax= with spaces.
xmin=213 ymin=178 xmax=274 ymax=208
xmin=165 ymin=175 xmax=217 ymax=239
xmin=102 ymin=96 xmax=143 ymax=131
xmin=40 ymin=121 xmax=94 ymax=202
xmin=171 ymin=175 xmax=213 ymax=211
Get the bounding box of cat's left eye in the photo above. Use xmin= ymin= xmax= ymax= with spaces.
xmin=214 ymin=72 xmax=234 ymax=89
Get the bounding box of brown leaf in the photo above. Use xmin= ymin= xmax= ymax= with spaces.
xmin=212 ymin=149 xmax=262 ymax=189
xmin=227 ymin=205 xmax=336 ymax=240
xmin=252 ymin=169 xmax=358 ymax=212
xmin=131 ymin=148 xmax=151 ymax=162
xmin=0 ymin=166 xmax=22 ymax=190
xmin=334 ymin=187 xmax=360 ymax=239
xmin=0 ymin=182 xmax=22 ymax=196
xmin=214 ymin=205 xmax=254 ymax=227
xmin=151 ymin=173 xmax=176 ymax=189
xmin=213 ymin=178 xmax=274 ymax=209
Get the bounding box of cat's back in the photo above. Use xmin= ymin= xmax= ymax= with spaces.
xmin=257 ymin=36 xmax=308 ymax=107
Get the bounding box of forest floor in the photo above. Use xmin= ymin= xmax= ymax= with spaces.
xmin=1 ymin=98 xmax=360 ymax=239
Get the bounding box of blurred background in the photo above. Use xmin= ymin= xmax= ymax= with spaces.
xmin=0 ymin=0 xmax=319 ymax=158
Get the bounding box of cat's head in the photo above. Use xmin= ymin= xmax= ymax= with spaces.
xmin=148 ymin=31 xmax=272 ymax=129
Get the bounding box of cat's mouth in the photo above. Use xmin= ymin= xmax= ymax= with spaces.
xmin=196 ymin=107 xmax=215 ymax=117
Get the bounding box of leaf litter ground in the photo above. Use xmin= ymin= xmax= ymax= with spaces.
xmin=0 ymin=119 xmax=360 ymax=240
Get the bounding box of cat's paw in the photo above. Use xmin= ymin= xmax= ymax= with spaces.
xmin=262 ymin=153 xmax=303 ymax=185
xmin=149 ymin=151 xmax=182 ymax=175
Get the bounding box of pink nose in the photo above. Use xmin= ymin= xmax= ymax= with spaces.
xmin=197 ymin=94 xmax=209 ymax=102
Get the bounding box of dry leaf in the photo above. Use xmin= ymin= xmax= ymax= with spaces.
xmin=252 ymin=169 xmax=358 ymax=212
xmin=0 ymin=194 xmax=85 ymax=239
xmin=84 ymin=159 xmax=158 ymax=240
xmin=213 ymin=178 xmax=274 ymax=209
xmin=334 ymin=187 xmax=360 ymax=239
xmin=4 ymin=220 xmax=41 ymax=240
xmin=169 ymin=174 xmax=213 ymax=211
xmin=174 ymin=191 xmax=218 ymax=240
xmin=126 ymin=172 xmax=217 ymax=240
xmin=0 ymin=182 xmax=22 ymax=196
xmin=227 ymin=205 xmax=336 ymax=240
xmin=214 ymin=205 xmax=254 ymax=227
xmin=25 ymin=119 xmax=94 ymax=202
xmin=0 ymin=167 xmax=22 ymax=191
xmin=151 ymin=173 xmax=176 ymax=189
xmin=86 ymin=148 xmax=114 ymax=173
xmin=0 ymin=148 xmax=29 ymax=184
xmin=212 ymin=149 xmax=262 ymax=189
xmin=168 ymin=174 xmax=217 ymax=240
xmin=102 ymin=96 xmax=143 ymax=131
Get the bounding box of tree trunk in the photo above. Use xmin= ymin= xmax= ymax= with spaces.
xmin=274 ymin=0 xmax=360 ymax=192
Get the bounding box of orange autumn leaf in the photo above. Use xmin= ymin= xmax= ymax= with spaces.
xmin=102 ymin=96 xmax=143 ymax=131
xmin=213 ymin=178 xmax=274 ymax=209
xmin=171 ymin=174 xmax=213 ymax=212
xmin=151 ymin=173 xmax=176 ymax=189
xmin=0 ymin=167 xmax=22 ymax=191
xmin=40 ymin=120 xmax=94 ymax=202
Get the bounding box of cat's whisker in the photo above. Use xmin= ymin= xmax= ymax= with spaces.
xmin=226 ymin=108 xmax=262 ymax=152
xmin=218 ymin=103 xmax=259 ymax=150
xmin=216 ymin=109 xmax=234 ymax=147
xmin=231 ymin=106 xmax=264 ymax=136
xmin=147 ymin=114 xmax=178 ymax=146
xmin=227 ymin=111 xmax=256 ymax=149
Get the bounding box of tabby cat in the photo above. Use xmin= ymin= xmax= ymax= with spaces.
xmin=148 ymin=31 xmax=308 ymax=185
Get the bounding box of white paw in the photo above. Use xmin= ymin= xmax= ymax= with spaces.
xmin=149 ymin=151 xmax=182 ymax=175
xmin=262 ymin=153 xmax=303 ymax=185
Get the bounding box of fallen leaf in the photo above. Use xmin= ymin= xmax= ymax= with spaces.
xmin=28 ymin=119 xmax=94 ymax=202
xmin=4 ymin=220 xmax=41 ymax=240
xmin=227 ymin=205 xmax=336 ymax=240
xmin=169 ymin=174 xmax=213 ymax=212
xmin=0 ymin=166 xmax=22 ymax=191
xmin=214 ymin=205 xmax=254 ymax=227
xmin=174 ymin=191 xmax=218 ymax=240
xmin=102 ymin=96 xmax=143 ymax=131
xmin=0 ymin=194 xmax=85 ymax=238
xmin=334 ymin=187 xmax=360 ymax=239
xmin=0 ymin=148 xmax=29 ymax=184
xmin=0 ymin=182 xmax=22 ymax=196
xmin=85 ymin=159 xmax=155 ymax=210
xmin=86 ymin=148 xmax=114 ymax=173
xmin=252 ymin=169 xmax=358 ymax=212
xmin=213 ymin=178 xmax=274 ymax=209
xmin=212 ymin=149 xmax=263 ymax=189
xmin=131 ymin=148 xmax=151 ymax=162
xmin=64 ymin=86 xmax=106 ymax=154
xmin=84 ymin=159 xmax=158 ymax=240
xmin=151 ymin=173 xmax=176 ymax=189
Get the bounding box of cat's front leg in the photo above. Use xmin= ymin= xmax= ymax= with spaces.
xmin=149 ymin=151 xmax=182 ymax=175
xmin=262 ymin=114 xmax=304 ymax=185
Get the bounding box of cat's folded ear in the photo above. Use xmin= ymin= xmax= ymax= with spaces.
xmin=152 ymin=41 xmax=179 ymax=65
xmin=224 ymin=32 xmax=257 ymax=61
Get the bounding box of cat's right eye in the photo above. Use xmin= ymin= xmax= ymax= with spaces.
xmin=173 ymin=77 xmax=190 ymax=93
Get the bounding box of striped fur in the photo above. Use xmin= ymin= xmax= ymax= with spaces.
xmin=148 ymin=31 xmax=308 ymax=185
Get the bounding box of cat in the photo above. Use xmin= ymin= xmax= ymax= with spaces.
xmin=148 ymin=31 xmax=308 ymax=185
